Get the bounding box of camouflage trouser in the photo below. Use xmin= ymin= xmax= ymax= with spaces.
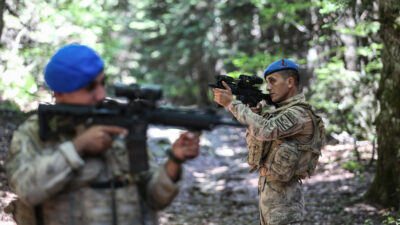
xmin=258 ymin=176 xmax=304 ymax=225
xmin=260 ymin=222 xmax=301 ymax=225
xmin=260 ymin=223 xmax=301 ymax=225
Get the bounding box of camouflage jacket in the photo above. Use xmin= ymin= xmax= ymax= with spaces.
xmin=6 ymin=114 xmax=180 ymax=225
xmin=229 ymin=93 xmax=324 ymax=182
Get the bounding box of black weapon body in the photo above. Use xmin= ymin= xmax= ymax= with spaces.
xmin=209 ymin=74 xmax=275 ymax=107
xmin=39 ymin=84 xmax=243 ymax=173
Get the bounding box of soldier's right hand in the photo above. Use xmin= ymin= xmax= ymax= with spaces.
xmin=249 ymin=102 xmax=262 ymax=115
xmin=212 ymin=81 xmax=234 ymax=107
xmin=73 ymin=125 xmax=128 ymax=155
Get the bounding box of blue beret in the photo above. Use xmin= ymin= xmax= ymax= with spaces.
xmin=44 ymin=44 xmax=104 ymax=93
xmin=264 ymin=59 xmax=298 ymax=79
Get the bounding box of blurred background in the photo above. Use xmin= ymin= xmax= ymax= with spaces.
xmin=0 ymin=0 xmax=399 ymax=224
xmin=0 ymin=0 xmax=383 ymax=144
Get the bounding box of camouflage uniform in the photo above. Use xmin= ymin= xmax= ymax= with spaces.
xmin=6 ymin=114 xmax=180 ymax=225
xmin=228 ymin=93 xmax=324 ymax=225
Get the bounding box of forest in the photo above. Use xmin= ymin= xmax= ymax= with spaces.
xmin=0 ymin=0 xmax=399 ymax=224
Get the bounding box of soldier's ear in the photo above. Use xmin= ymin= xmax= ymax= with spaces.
xmin=287 ymin=77 xmax=295 ymax=88
xmin=54 ymin=92 xmax=66 ymax=103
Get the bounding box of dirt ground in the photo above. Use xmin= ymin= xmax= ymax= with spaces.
xmin=156 ymin=127 xmax=396 ymax=225
xmin=0 ymin=112 xmax=399 ymax=225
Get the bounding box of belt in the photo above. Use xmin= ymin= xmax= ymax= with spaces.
xmin=89 ymin=180 xmax=128 ymax=189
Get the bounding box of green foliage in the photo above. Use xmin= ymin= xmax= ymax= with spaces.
xmin=0 ymin=100 xmax=20 ymax=111
xmin=0 ymin=0 xmax=127 ymax=110
xmin=334 ymin=21 xmax=380 ymax=37
xmin=383 ymin=212 xmax=400 ymax=225
xmin=309 ymin=53 xmax=381 ymax=140
xmin=363 ymin=219 xmax=374 ymax=225
xmin=308 ymin=1 xmax=382 ymax=141
xmin=318 ymin=0 xmax=351 ymax=14
xmin=0 ymin=0 xmax=383 ymax=144
xmin=230 ymin=52 xmax=287 ymax=75
xmin=0 ymin=48 xmax=38 ymax=109
xmin=341 ymin=160 xmax=364 ymax=172
xmin=252 ymin=0 xmax=316 ymax=24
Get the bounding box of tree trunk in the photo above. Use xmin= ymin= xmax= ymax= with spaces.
xmin=0 ymin=0 xmax=5 ymax=41
xmin=365 ymin=0 xmax=400 ymax=210
xmin=338 ymin=11 xmax=358 ymax=71
xmin=196 ymin=55 xmax=216 ymax=106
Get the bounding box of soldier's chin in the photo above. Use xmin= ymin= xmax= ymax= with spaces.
xmin=270 ymin=95 xmax=278 ymax=102
xmin=271 ymin=96 xmax=283 ymax=103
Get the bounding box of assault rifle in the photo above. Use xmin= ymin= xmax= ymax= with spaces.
xmin=38 ymin=83 xmax=243 ymax=173
xmin=209 ymin=74 xmax=275 ymax=107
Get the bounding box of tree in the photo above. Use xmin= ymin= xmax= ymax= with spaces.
xmin=365 ymin=0 xmax=400 ymax=210
xmin=0 ymin=0 xmax=4 ymax=40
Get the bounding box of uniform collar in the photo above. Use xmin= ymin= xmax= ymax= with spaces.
xmin=276 ymin=93 xmax=305 ymax=107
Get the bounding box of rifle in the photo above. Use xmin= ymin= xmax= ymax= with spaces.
xmin=209 ymin=74 xmax=275 ymax=107
xmin=38 ymin=83 xmax=244 ymax=173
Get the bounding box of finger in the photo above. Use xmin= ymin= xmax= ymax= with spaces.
xmin=185 ymin=146 xmax=200 ymax=158
xmin=100 ymin=126 xmax=128 ymax=135
xmin=175 ymin=133 xmax=186 ymax=144
xmin=221 ymin=81 xmax=232 ymax=91
xmin=181 ymin=131 xmax=201 ymax=141
xmin=185 ymin=151 xmax=198 ymax=159
xmin=183 ymin=131 xmax=201 ymax=138
xmin=213 ymin=88 xmax=224 ymax=94
xmin=98 ymin=131 xmax=113 ymax=150
xmin=190 ymin=131 xmax=201 ymax=138
xmin=213 ymin=94 xmax=223 ymax=101
xmin=102 ymin=132 xmax=113 ymax=144
xmin=182 ymin=138 xmax=199 ymax=147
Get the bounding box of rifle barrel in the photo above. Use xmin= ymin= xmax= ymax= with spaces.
xmin=147 ymin=108 xmax=243 ymax=130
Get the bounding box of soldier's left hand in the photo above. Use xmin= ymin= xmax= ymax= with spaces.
xmin=213 ymin=81 xmax=234 ymax=107
xmin=172 ymin=131 xmax=201 ymax=162
xmin=249 ymin=102 xmax=262 ymax=115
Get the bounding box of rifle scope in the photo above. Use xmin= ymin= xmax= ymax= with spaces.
xmin=238 ymin=75 xmax=264 ymax=86
xmin=114 ymin=83 xmax=162 ymax=102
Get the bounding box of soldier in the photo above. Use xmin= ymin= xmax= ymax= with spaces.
xmin=213 ymin=59 xmax=325 ymax=225
xmin=5 ymin=44 xmax=201 ymax=225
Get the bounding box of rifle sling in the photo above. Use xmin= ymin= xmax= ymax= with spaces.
xmin=34 ymin=205 xmax=44 ymax=225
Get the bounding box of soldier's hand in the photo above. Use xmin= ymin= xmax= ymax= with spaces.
xmin=213 ymin=81 xmax=234 ymax=107
xmin=249 ymin=102 xmax=262 ymax=115
xmin=73 ymin=125 xmax=128 ymax=155
xmin=171 ymin=131 xmax=201 ymax=162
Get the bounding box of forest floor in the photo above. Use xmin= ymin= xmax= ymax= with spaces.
xmin=0 ymin=112 xmax=399 ymax=225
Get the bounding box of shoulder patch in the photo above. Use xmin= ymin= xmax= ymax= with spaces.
xmin=275 ymin=111 xmax=298 ymax=132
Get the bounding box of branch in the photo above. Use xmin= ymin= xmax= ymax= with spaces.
xmin=5 ymin=2 xmax=30 ymax=29
xmin=5 ymin=2 xmax=18 ymax=18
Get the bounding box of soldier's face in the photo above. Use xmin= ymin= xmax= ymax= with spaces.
xmin=55 ymin=72 xmax=107 ymax=105
xmin=265 ymin=72 xmax=291 ymax=103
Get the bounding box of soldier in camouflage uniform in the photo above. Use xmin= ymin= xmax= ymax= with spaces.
xmin=5 ymin=44 xmax=201 ymax=225
xmin=213 ymin=59 xmax=325 ymax=225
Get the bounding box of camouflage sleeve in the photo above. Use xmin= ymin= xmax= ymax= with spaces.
xmin=6 ymin=123 xmax=84 ymax=206
xmin=144 ymin=161 xmax=180 ymax=210
xmin=229 ymin=100 xmax=310 ymax=141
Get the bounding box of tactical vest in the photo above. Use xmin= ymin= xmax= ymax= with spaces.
xmin=247 ymin=100 xmax=325 ymax=181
